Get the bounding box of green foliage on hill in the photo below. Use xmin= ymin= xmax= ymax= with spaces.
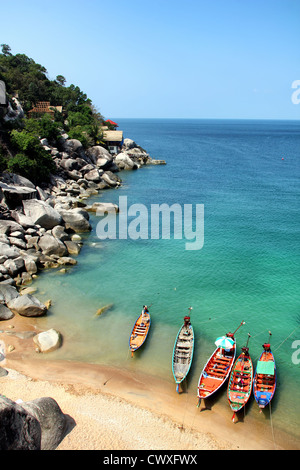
xmin=0 ymin=44 xmax=105 ymax=184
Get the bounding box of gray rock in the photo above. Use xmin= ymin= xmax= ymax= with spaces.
xmin=0 ymin=183 xmax=37 ymax=209
xmin=0 ymin=304 xmax=14 ymax=320
xmin=21 ymin=396 xmax=67 ymax=450
xmin=59 ymin=158 xmax=79 ymax=171
xmin=33 ymin=329 xmax=62 ymax=354
xmin=52 ymin=225 xmax=69 ymax=242
xmin=0 ymin=396 xmax=41 ymax=450
xmin=0 ymin=242 xmax=20 ymax=259
xmin=7 ymin=294 xmax=47 ymax=317
xmin=8 ymin=237 xmax=26 ymax=250
xmin=86 ymin=145 xmax=112 ymax=164
xmin=114 ymin=152 xmax=138 ymax=170
xmin=58 ymin=208 xmax=91 ymax=233
xmin=122 ymin=138 xmax=137 ymax=150
xmin=0 ymin=284 xmax=20 ymax=303
xmin=10 ymin=210 xmax=36 ymax=229
xmin=23 ymin=199 xmax=63 ymax=229
xmin=0 ymin=172 xmax=35 ymax=189
xmin=0 ymin=220 xmax=25 ymax=235
xmin=4 ymin=256 xmax=25 ymax=277
xmin=84 ymin=168 xmax=103 ymax=182
xmin=64 ymin=240 xmax=81 ymax=255
xmin=87 ymin=202 xmax=119 ymax=214
xmin=38 ymin=233 xmax=67 ymax=257
xmin=24 ymin=257 xmax=38 ymax=274
xmin=101 ymin=172 xmax=119 ymax=187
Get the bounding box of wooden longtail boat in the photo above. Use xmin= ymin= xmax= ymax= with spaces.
xmin=197 ymin=321 xmax=245 ymax=407
xmin=129 ymin=307 xmax=151 ymax=357
xmin=172 ymin=311 xmax=194 ymax=393
xmin=227 ymin=334 xmax=253 ymax=422
xmin=253 ymin=332 xmax=276 ymax=410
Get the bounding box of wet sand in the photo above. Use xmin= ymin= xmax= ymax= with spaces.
xmin=0 ymin=315 xmax=298 ymax=451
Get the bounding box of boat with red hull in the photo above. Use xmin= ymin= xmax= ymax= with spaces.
xmin=197 ymin=321 xmax=245 ymax=407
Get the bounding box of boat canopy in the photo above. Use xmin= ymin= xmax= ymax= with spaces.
xmin=257 ymin=361 xmax=275 ymax=375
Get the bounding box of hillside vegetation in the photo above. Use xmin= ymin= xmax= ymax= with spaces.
xmin=0 ymin=44 xmax=110 ymax=184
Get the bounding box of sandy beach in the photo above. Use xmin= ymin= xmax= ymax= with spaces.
xmin=0 ymin=314 xmax=298 ymax=451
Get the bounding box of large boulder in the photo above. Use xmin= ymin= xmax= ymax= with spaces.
xmin=58 ymin=208 xmax=91 ymax=233
xmin=87 ymin=202 xmax=119 ymax=214
xmin=0 ymin=173 xmax=35 ymax=189
xmin=0 ymin=284 xmax=20 ymax=303
xmin=0 ymin=396 xmax=41 ymax=450
xmin=0 ymin=304 xmax=14 ymax=320
xmin=122 ymin=138 xmax=137 ymax=151
xmin=0 ymin=182 xmax=37 ymax=209
xmin=86 ymin=145 xmax=111 ymax=164
xmin=114 ymin=152 xmax=138 ymax=170
xmin=33 ymin=329 xmax=62 ymax=354
xmin=7 ymin=294 xmax=47 ymax=317
xmin=0 ymin=220 xmax=25 ymax=235
xmin=0 ymin=395 xmax=68 ymax=450
xmin=84 ymin=168 xmax=103 ymax=183
xmin=59 ymin=158 xmax=79 ymax=172
xmin=38 ymin=233 xmax=67 ymax=257
xmin=0 ymin=242 xmax=20 ymax=260
xmin=23 ymin=199 xmax=63 ymax=230
xmin=21 ymin=397 xmax=67 ymax=450
xmin=3 ymin=256 xmax=25 ymax=277
xmin=62 ymin=139 xmax=87 ymax=160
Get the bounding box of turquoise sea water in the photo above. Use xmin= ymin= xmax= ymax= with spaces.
xmin=33 ymin=119 xmax=300 ymax=443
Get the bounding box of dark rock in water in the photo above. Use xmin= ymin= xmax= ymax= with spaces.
xmin=38 ymin=233 xmax=67 ymax=257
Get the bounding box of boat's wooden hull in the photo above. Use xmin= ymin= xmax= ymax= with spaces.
xmin=172 ymin=323 xmax=194 ymax=391
xmin=227 ymin=352 xmax=253 ymax=417
xmin=253 ymin=350 xmax=276 ymax=409
xmin=197 ymin=344 xmax=236 ymax=401
xmin=129 ymin=312 xmax=151 ymax=356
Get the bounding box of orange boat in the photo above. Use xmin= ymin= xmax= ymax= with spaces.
xmin=129 ymin=306 xmax=151 ymax=357
xmin=197 ymin=321 xmax=245 ymax=407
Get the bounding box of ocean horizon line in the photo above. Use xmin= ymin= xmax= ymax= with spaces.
xmin=112 ymin=117 xmax=300 ymax=122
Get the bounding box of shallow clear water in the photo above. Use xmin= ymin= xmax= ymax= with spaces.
xmin=33 ymin=119 xmax=300 ymax=441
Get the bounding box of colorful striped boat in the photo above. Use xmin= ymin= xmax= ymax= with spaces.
xmin=129 ymin=306 xmax=151 ymax=357
xmin=227 ymin=334 xmax=253 ymax=422
xmin=197 ymin=321 xmax=245 ymax=407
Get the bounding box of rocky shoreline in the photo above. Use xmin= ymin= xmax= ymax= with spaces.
xmin=0 ymin=133 xmax=165 ymax=336
xmin=0 ymin=129 xmax=166 ymax=449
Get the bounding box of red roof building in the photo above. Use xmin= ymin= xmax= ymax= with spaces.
xmin=106 ymin=119 xmax=118 ymax=127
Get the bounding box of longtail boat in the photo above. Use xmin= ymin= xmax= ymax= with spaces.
xmin=253 ymin=332 xmax=276 ymax=411
xmin=172 ymin=308 xmax=194 ymax=393
xmin=129 ymin=306 xmax=151 ymax=357
xmin=197 ymin=321 xmax=245 ymax=407
xmin=227 ymin=333 xmax=253 ymax=422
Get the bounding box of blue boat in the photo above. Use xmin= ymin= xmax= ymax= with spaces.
xmin=253 ymin=337 xmax=276 ymax=410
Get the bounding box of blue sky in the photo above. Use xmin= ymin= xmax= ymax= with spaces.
xmin=1 ymin=0 xmax=299 ymax=119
